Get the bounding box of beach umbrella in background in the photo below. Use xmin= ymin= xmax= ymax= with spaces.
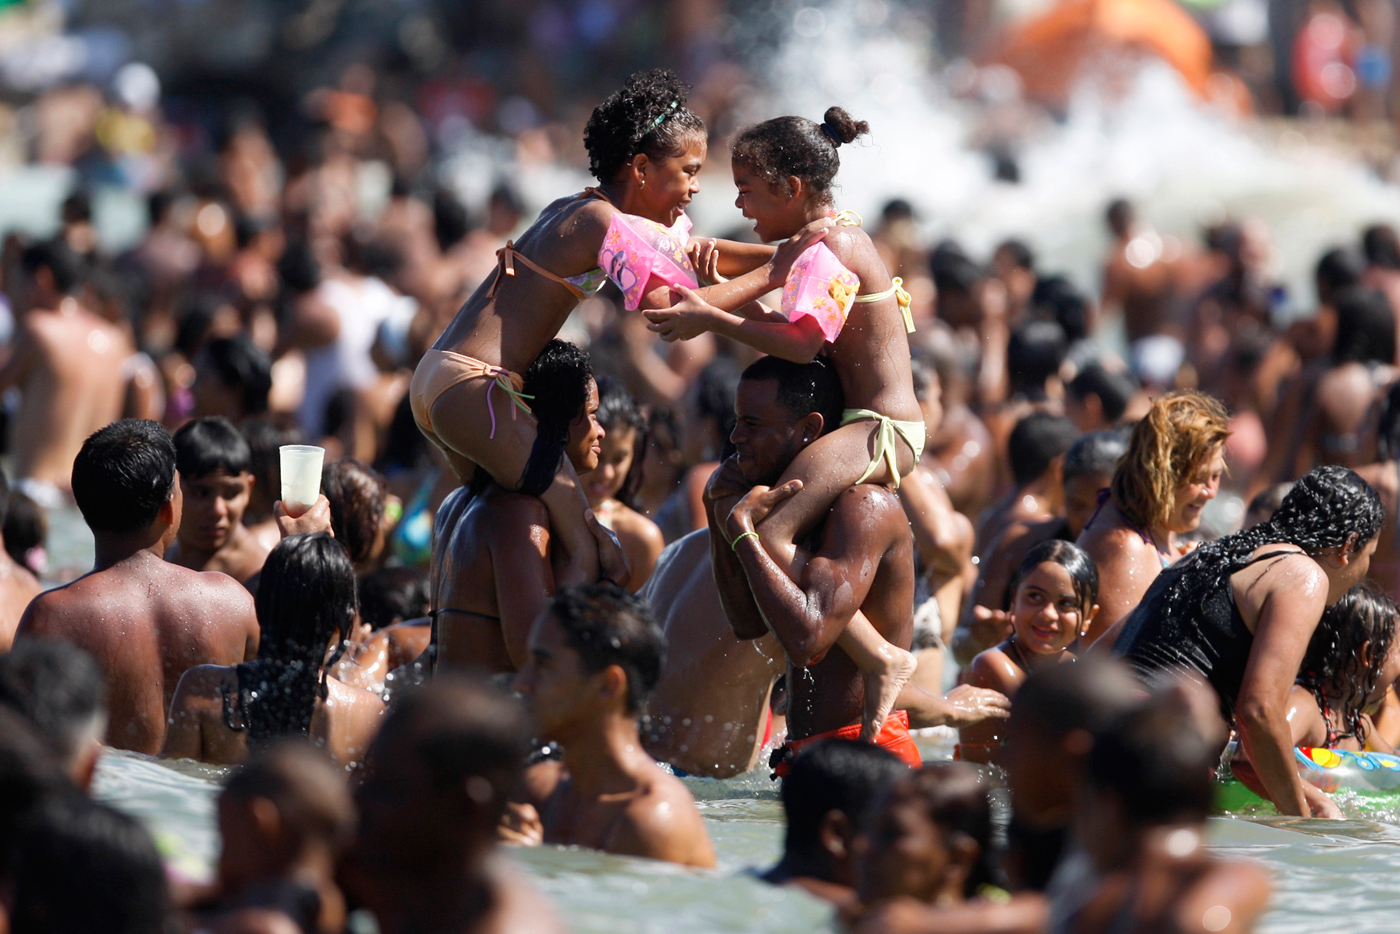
xmin=992 ymin=0 xmax=1213 ymax=108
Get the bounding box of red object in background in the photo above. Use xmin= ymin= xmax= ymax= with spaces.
xmin=1293 ymin=9 xmax=1359 ymax=111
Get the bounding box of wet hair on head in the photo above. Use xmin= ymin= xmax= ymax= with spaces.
xmin=222 ymin=742 xmax=354 ymax=856
xmin=547 ymin=583 xmax=666 ymax=713
xmin=872 ymin=763 xmax=1001 ymax=898
xmin=1008 ymin=539 xmax=1099 ymax=618
xmin=1007 ymin=412 xmax=1078 ymax=488
xmin=374 ymin=675 xmax=530 ymax=821
xmin=199 ymin=335 xmax=273 ymax=416
xmin=9 ymin=793 xmax=171 ymax=934
xmin=1007 ymin=320 xmax=1067 ymax=397
xmin=1299 ymin=581 xmax=1397 ymax=744
xmin=1068 ymin=363 xmax=1137 ymax=424
xmin=1110 ymin=390 xmax=1230 ymax=532
xmin=584 ymin=69 xmax=706 ymax=182
xmin=516 ymin=340 xmax=594 ymax=497
xmin=1331 ymin=286 xmax=1396 ymax=366
xmin=322 ymin=458 xmax=388 ymax=566
xmin=1063 ymin=429 xmax=1128 ymax=483
xmin=1088 ymin=691 xmax=1214 ymax=825
xmin=741 ymin=355 xmax=846 ymax=438
xmin=0 ymin=640 xmax=106 ymax=771
xmin=72 ymin=420 xmax=177 ymax=535
xmin=1145 ymin=465 xmax=1383 ymax=644
xmin=173 ymin=417 xmax=251 ymax=480
xmin=238 ymin=533 xmax=358 ymax=749
xmin=781 ymin=739 xmax=905 ymax=857
xmin=730 ymin=107 xmax=869 ymax=203
xmin=357 ymin=566 xmax=430 ymax=631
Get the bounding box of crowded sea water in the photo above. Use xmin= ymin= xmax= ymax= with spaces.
xmin=13 ymin=0 xmax=1400 ymax=932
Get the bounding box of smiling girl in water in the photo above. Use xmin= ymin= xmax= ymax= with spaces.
xmin=956 ymin=540 xmax=1099 ymax=764
xmin=645 ymin=107 xmax=926 ymax=740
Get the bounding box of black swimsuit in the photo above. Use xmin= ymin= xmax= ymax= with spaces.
xmin=1114 ymin=549 xmax=1300 ymax=719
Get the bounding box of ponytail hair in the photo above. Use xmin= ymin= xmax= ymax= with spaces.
xmin=730 ymin=106 xmax=870 ymax=203
xmin=235 ymin=533 xmax=358 ymax=749
xmin=1110 ymin=390 xmax=1230 ymax=532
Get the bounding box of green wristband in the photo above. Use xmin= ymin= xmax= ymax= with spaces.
xmin=731 ymin=530 xmax=760 ymax=552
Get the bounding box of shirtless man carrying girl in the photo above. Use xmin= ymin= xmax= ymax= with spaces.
xmin=646 ymin=107 xmax=925 ymax=738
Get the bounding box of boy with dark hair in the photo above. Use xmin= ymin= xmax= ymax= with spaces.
xmin=763 ymin=739 xmax=907 ymax=902
xmin=192 ymin=334 xmax=274 ymax=420
xmin=348 ymin=675 xmax=564 ymax=934
xmin=975 ymin=412 xmax=1079 ymax=553
xmin=167 ymin=416 xmax=271 ymax=583
xmin=0 ymin=640 xmax=107 ymax=791
xmin=1066 ymin=363 xmax=1137 ymax=432
xmin=193 ymin=743 xmax=356 ymax=934
xmin=509 ymin=583 xmax=715 ymax=868
xmin=1063 ymin=689 xmax=1270 ymax=934
xmin=15 ymin=420 xmax=259 ymax=754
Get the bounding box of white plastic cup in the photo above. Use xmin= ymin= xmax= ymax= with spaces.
xmin=279 ymin=445 xmax=325 ymax=511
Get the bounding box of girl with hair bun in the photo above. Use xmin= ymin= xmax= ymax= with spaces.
xmin=647 ymin=107 xmax=928 ymax=740
xmin=409 ymin=70 xmax=824 ymax=587
xmin=1115 ymin=464 xmax=1384 ymax=818
xmin=1077 ymin=389 xmax=1230 ymax=641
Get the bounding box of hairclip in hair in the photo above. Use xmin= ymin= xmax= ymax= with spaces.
xmin=646 ymin=100 xmax=680 ymax=134
xmin=820 ymin=121 xmax=842 ymax=146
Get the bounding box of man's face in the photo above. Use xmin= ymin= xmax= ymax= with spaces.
xmin=730 ymin=378 xmax=806 ymax=486
xmin=512 ymin=611 xmax=604 ymax=742
xmin=178 ymin=469 xmax=252 ymax=552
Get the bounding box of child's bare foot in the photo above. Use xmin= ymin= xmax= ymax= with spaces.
xmin=861 ymin=645 xmax=919 ymax=742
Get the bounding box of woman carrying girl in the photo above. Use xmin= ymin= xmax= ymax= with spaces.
xmin=161 ymin=533 xmax=384 ymax=767
xmin=1114 ymin=465 xmax=1384 ymax=818
xmin=956 ymin=541 xmax=1099 ymax=764
xmin=409 ymin=69 xmax=823 ymax=586
xmin=1077 ymin=390 xmax=1230 ymax=642
xmin=646 ymin=107 xmax=928 ymax=738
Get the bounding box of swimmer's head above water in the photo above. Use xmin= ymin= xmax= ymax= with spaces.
xmin=1110 ymin=389 xmax=1230 ymax=536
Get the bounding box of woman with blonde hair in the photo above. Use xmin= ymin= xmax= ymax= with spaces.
xmin=1077 ymin=390 xmax=1231 ymax=642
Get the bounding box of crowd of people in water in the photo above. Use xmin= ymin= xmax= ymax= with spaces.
xmin=6 ymin=63 xmax=1400 ymax=932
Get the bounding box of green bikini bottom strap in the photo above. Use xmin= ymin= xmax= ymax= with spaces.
xmin=840 ymin=409 xmax=927 ymax=488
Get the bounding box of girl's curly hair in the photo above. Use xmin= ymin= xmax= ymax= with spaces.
xmin=1110 ymin=390 xmax=1231 ymax=532
xmin=1299 ymin=581 xmax=1398 ymax=744
xmin=583 ymin=69 xmax=707 ymax=182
